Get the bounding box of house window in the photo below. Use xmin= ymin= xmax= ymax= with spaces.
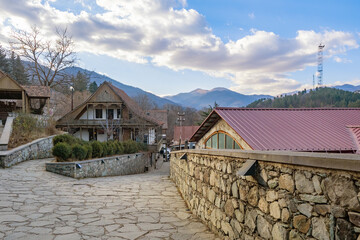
xmin=129 ymin=113 xmax=133 ymax=119
xmin=95 ymin=109 xmax=103 ymax=119
xmin=107 ymin=109 xmax=114 ymax=120
xmin=205 ymin=131 xmax=242 ymax=150
xmin=117 ymin=109 xmax=121 ymax=119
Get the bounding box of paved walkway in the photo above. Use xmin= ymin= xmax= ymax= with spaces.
xmin=0 ymin=159 xmax=219 ymax=240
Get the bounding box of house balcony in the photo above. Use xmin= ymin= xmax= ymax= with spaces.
xmin=56 ymin=119 xmax=156 ymax=128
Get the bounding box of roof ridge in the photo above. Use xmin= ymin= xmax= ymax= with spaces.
xmin=216 ymin=107 xmax=360 ymax=111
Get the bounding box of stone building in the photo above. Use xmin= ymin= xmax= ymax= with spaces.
xmin=190 ymin=107 xmax=360 ymax=153
xmin=56 ymin=81 xmax=163 ymax=143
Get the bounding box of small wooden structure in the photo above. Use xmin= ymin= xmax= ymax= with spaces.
xmin=0 ymin=70 xmax=50 ymax=122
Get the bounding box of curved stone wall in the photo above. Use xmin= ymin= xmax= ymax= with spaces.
xmin=170 ymin=150 xmax=360 ymax=240
xmin=46 ymin=153 xmax=150 ymax=179
xmin=0 ymin=135 xmax=55 ymax=168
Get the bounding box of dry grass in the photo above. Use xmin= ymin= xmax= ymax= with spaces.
xmin=8 ymin=114 xmax=60 ymax=149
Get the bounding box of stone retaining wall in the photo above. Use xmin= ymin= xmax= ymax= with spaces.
xmin=170 ymin=150 xmax=360 ymax=240
xmin=0 ymin=135 xmax=55 ymax=168
xmin=46 ymin=153 xmax=149 ymax=179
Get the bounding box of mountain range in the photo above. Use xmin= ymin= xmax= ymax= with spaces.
xmin=64 ymin=66 xmax=360 ymax=110
xmin=332 ymin=84 xmax=360 ymax=92
xmin=165 ymin=88 xmax=272 ymax=109
xmin=64 ymin=67 xmax=175 ymax=107
xmin=64 ymin=67 xmax=272 ymax=109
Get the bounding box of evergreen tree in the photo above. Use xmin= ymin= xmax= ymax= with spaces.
xmin=13 ymin=55 xmax=29 ymax=85
xmin=197 ymin=101 xmax=219 ymax=125
xmin=0 ymin=45 xmax=10 ymax=74
xmin=72 ymin=71 xmax=89 ymax=92
xmin=88 ymin=81 xmax=98 ymax=93
xmin=247 ymin=87 xmax=360 ymax=108
xmin=9 ymin=51 xmax=16 ymax=78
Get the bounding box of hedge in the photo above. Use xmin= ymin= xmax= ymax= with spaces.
xmin=52 ymin=134 xmax=147 ymax=162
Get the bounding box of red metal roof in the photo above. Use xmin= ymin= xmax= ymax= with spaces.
xmin=173 ymin=126 xmax=200 ymax=144
xmin=192 ymin=108 xmax=360 ymax=153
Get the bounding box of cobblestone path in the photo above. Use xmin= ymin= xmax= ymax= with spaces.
xmin=0 ymin=159 xmax=219 ymax=240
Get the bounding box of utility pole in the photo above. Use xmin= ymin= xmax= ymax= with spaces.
xmin=177 ymin=112 xmax=185 ymax=150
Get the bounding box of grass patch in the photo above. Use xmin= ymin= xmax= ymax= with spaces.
xmin=8 ymin=113 xmax=60 ymax=149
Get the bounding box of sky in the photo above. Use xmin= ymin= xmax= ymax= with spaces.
xmin=0 ymin=0 xmax=359 ymax=97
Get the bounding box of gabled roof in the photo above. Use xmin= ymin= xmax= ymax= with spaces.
xmin=0 ymin=70 xmax=24 ymax=91
xmin=107 ymin=83 xmax=162 ymax=126
xmin=191 ymin=107 xmax=360 ymax=153
xmin=21 ymin=85 xmax=50 ymax=98
xmin=173 ymin=126 xmax=199 ymax=143
xmin=57 ymin=81 xmax=162 ymax=126
xmin=147 ymin=110 xmax=168 ymax=129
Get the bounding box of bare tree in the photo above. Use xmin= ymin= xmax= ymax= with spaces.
xmin=100 ymin=118 xmax=119 ymax=141
xmin=11 ymin=26 xmax=76 ymax=88
xmin=133 ymin=93 xmax=157 ymax=111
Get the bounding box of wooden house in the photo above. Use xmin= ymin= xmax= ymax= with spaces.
xmin=56 ymin=81 xmax=163 ymax=143
xmin=0 ymin=70 xmax=50 ymax=121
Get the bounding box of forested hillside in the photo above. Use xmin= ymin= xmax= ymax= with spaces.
xmin=247 ymin=87 xmax=360 ymax=108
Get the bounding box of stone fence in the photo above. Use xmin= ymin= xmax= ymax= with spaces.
xmin=0 ymin=135 xmax=55 ymax=168
xmin=170 ymin=149 xmax=360 ymax=240
xmin=46 ymin=153 xmax=150 ymax=179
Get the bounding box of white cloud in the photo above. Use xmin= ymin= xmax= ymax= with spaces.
xmin=0 ymin=0 xmax=358 ymax=95
xmin=248 ymin=12 xmax=255 ymax=19
xmin=333 ymin=56 xmax=352 ymax=63
xmin=329 ymin=79 xmax=360 ymax=87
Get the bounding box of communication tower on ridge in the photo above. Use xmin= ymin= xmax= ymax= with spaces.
xmin=317 ymin=43 xmax=325 ymax=86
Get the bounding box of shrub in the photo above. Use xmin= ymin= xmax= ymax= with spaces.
xmin=114 ymin=141 xmax=124 ymax=155
xmin=52 ymin=143 xmax=72 ymax=161
xmin=13 ymin=113 xmax=38 ymax=135
xmin=91 ymin=141 xmax=103 ymax=158
xmin=84 ymin=143 xmax=92 ymax=159
xmin=45 ymin=118 xmax=59 ymax=135
xmin=100 ymin=142 xmax=108 ymax=157
xmin=106 ymin=141 xmax=115 ymax=156
xmin=72 ymin=144 xmax=87 ymax=160
xmin=53 ymin=134 xmax=78 ymax=146
xmin=123 ymin=140 xmax=139 ymax=154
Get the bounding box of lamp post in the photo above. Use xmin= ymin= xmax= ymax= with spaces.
xmin=70 ymin=86 xmax=74 ymax=111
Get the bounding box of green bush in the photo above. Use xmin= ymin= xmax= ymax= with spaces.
xmin=72 ymin=144 xmax=87 ymax=160
xmin=91 ymin=141 xmax=103 ymax=158
xmin=123 ymin=140 xmax=139 ymax=154
xmin=53 ymin=134 xmax=78 ymax=146
xmin=52 ymin=136 xmax=146 ymax=162
xmin=114 ymin=141 xmax=124 ymax=155
xmin=101 ymin=142 xmax=108 ymax=157
xmin=84 ymin=144 xmax=92 ymax=159
xmin=106 ymin=141 xmax=115 ymax=156
xmin=52 ymin=143 xmax=72 ymax=161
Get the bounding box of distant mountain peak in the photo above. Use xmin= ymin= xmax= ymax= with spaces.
xmin=166 ymin=87 xmax=273 ymax=109
xmin=192 ymin=88 xmax=208 ymax=94
xmin=211 ymin=87 xmax=228 ymax=92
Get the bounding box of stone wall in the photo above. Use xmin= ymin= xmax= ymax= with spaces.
xmin=170 ymin=149 xmax=360 ymax=240
xmin=0 ymin=135 xmax=55 ymax=168
xmin=46 ymin=153 xmax=150 ymax=179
